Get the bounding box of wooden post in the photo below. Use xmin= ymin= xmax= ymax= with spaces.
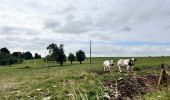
xmin=157 ymin=69 xmax=163 ymax=90
xmin=157 ymin=64 xmax=170 ymax=90
xmin=90 ymin=41 xmax=92 ymax=64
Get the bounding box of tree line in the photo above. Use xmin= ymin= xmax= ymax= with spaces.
xmin=0 ymin=47 xmax=41 ymax=66
xmin=0 ymin=43 xmax=86 ymax=66
xmin=46 ymin=43 xmax=86 ymax=65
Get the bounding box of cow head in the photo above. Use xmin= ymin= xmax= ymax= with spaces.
xmin=132 ymin=58 xmax=137 ymax=62
xmin=110 ymin=60 xmax=114 ymax=66
xmin=129 ymin=58 xmax=136 ymax=66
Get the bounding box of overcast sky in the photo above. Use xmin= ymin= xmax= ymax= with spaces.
xmin=0 ymin=0 xmax=170 ymax=57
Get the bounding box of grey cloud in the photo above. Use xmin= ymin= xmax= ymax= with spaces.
xmin=44 ymin=16 xmax=94 ymax=34
xmin=1 ymin=0 xmax=170 ymax=57
xmin=44 ymin=21 xmax=61 ymax=29
xmin=121 ymin=26 xmax=132 ymax=32
xmin=58 ymin=18 xmax=93 ymax=34
xmin=54 ymin=5 xmax=75 ymax=14
xmin=44 ymin=0 xmax=170 ymax=36
xmin=0 ymin=26 xmax=38 ymax=35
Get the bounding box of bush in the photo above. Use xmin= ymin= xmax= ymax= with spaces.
xmin=0 ymin=59 xmax=9 ymax=65
xmin=0 ymin=58 xmax=22 ymax=65
xmin=0 ymin=47 xmax=23 ymax=66
xmin=9 ymin=57 xmax=19 ymax=65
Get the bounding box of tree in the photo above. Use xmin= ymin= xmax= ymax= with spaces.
xmin=34 ymin=53 xmax=41 ymax=59
xmin=8 ymin=56 xmax=18 ymax=67
xmin=0 ymin=48 xmax=23 ymax=66
xmin=45 ymin=55 xmax=52 ymax=63
xmin=0 ymin=51 xmax=10 ymax=65
xmin=47 ymin=43 xmax=58 ymax=62
xmin=11 ymin=52 xmax=23 ymax=62
xmin=47 ymin=43 xmax=58 ymax=50
xmin=46 ymin=43 xmax=66 ymax=65
xmin=0 ymin=50 xmax=21 ymax=66
xmin=0 ymin=51 xmax=10 ymax=59
xmin=68 ymin=53 xmax=76 ymax=64
xmin=23 ymin=51 xmax=33 ymax=60
xmin=0 ymin=47 xmax=10 ymax=54
xmin=76 ymin=50 xmax=86 ymax=64
xmin=57 ymin=44 xmax=66 ymax=65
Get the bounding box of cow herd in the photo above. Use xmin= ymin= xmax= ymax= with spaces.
xmin=103 ymin=58 xmax=136 ymax=73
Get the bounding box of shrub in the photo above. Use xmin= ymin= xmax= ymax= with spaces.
xmin=0 ymin=59 xmax=9 ymax=65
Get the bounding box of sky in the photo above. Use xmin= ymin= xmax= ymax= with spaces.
xmin=0 ymin=0 xmax=170 ymax=57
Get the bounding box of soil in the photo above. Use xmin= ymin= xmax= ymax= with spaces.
xmin=104 ymin=74 xmax=170 ymax=100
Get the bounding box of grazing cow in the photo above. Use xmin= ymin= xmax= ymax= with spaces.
xmin=103 ymin=60 xmax=114 ymax=71
xmin=117 ymin=58 xmax=136 ymax=73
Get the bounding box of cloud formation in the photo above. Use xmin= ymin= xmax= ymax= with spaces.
xmin=0 ymin=0 xmax=170 ymax=56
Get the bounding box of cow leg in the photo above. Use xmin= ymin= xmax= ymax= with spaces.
xmin=119 ymin=66 xmax=123 ymax=73
xmin=106 ymin=66 xmax=109 ymax=71
xmin=131 ymin=66 xmax=133 ymax=72
xmin=108 ymin=66 xmax=111 ymax=72
xmin=127 ymin=66 xmax=132 ymax=72
xmin=131 ymin=66 xmax=134 ymax=72
xmin=104 ymin=66 xmax=106 ymax=71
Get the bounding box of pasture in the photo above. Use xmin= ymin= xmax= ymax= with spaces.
xmin=0 ymin=57 xmax=170 ymax=99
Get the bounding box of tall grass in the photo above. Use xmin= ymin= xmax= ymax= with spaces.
xmin=0 ymin=57 xmax=170 ymax=99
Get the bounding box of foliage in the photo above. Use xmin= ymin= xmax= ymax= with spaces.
xmin=11 ymin=52 xmax=23 ymax=62
xmin=45 ymin=55 xmax=53 ymax=62
xmin=0 ymin=47 xmax=10 ymax=54
xmin=76 ymin=50 xmax=86 ymax=64
xmin=0 ymin=48 xmax=23 ymax=65
xmin=34 ymin=53 xmax=41 ymax=59
xmin=0 ymin=51 xmax=10 ymax=59
xmin=11 ymin=52 xmax=22 ymax=59
xmin=68 ymin=53 xmax=76 ymax=64
xmin=23 ymin=51 xmax=33 ymax=60
xmin=46 ymin=43 xmax=66 ymax=65
xmin=9 ymin=56 xmax=19 ymax=67
xmin=57 ymin=44 xmax=66 ymax=65
xmin=0 ymin=59 xmax=9 ymax=65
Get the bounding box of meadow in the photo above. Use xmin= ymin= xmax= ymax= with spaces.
xmin=0 ymin=57 xmax=170 ymax=100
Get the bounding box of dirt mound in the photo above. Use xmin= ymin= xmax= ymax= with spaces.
xmin=104 ymin=74 xmax=162 ymax=100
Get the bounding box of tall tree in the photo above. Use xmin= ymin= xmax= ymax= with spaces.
xmin=76 ymin=50 xmax=86 ymax=64
xmin=46 ymin=43 xmax=66 ymax=65
xmin=57 ymin=44 xmax=66 ymax=65
xmin=11 ymin=52 xmax=23 ymax=63
xmin=47 ymin=43 xmax=58 ymax=62
xmin=68 ymin=53 xmax=76 ymax=64
xmin=11 ymin=52 xmax=22 ymax=59
xmin=8 ymin=56 xmax=18 ymax=67
xmin=34 ymin=53 xmax=41 ymax=59
xmin=0 ymin=47 xmax=10 ymax=54
xmin=0 ymin=51 xmax=10 ymax=59
xmin=0 ymin=48 xmax=23 ymax=65
xmin=23 ymin=51 xmax=33 ymax=60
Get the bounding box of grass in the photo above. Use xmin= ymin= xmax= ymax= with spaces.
xmin=0 ymin=57 xmax=170 ymax=99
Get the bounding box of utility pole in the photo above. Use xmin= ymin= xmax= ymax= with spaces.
xmin=90 ymin=41 xmax=92 ymax=64
xmin=45 ymin=51 xmax=47 ymax=63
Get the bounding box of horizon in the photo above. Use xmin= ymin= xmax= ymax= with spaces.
xmin=1 ymin=0 xmax=170 ymax=57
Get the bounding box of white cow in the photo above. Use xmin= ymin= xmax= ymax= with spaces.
xmin=117 ymin=58 xmax=136 ymax=73
xmin=103 ymin=60 xmax=114 ymax=71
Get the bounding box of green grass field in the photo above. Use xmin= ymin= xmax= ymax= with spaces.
xmin=0 ymin=57 xmax=170 ymax=100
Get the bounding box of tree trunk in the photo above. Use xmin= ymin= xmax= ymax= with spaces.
xmin=60 ymin=61 xmax=63 ymax=66
xmin=80 ymin=61 xmax=82 ymax=64
xmin=71 ymin=61 xmax=72 ymax=64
